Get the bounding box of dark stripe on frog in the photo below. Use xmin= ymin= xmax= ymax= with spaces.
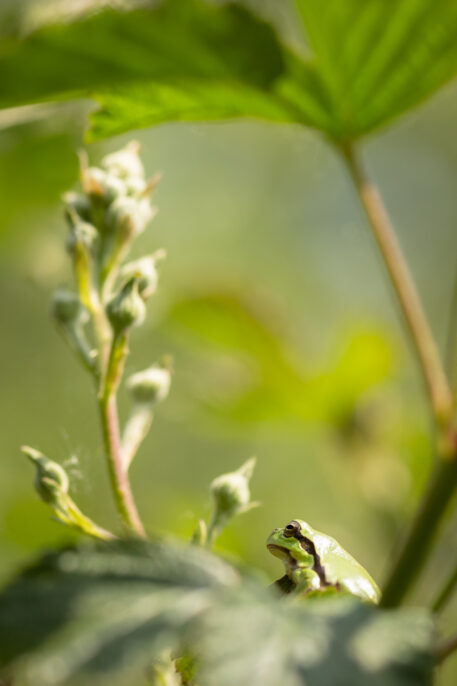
xmin=293 ymin=532 xmax=330 ymax=588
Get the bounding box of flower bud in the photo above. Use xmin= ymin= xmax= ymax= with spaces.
xmin=105 ymin=196 xmax=155 ymax=239
xmin=22 ymin=446 xmax=69 ymax=504
xmin=121 ymin=252 xmax=165 ymax=298
xmin=51 ymin=289 xmax=87 ymax=326
xmin=63 ymin=191 xmax=91 ymax=224
xmin=82 ymin=167 xmax=126 ymax=205
xmin=210 ymin=457 xmax=256 ymax=521
xmin=101 ymin=141 xmax=144 ymax=179
xmin=124 ymin=176 xmax=146 ymax=197
xmin=65 ymin=213 xmax=98 ymax=255
xmin=106 ymin=277 xmax=146 ymax=333
xmin=127 ymin=363 xmax=171 ymax=405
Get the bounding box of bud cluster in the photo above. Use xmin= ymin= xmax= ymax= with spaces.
xmin=52 ymin=141 xmax=165 ymax=371
xmin=27 ymin=142 xmax=171 ymax=538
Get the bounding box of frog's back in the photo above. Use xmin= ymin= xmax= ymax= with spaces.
xmin=313 ymin=531 xmax=380 ymax=603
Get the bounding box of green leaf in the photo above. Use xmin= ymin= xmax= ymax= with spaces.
xmin=0 ymin=542 xmax=434 ymax=686
xmin=0 ymin=539 xmax=238 ymax=685
xmin=3 ymin=1 xmax=457 ymax=141
xmin=290 ymin=0 xmax=457 ymax=139
xmin=0 ymin=1 xmax=287 ymax=111
xmin=198 ymin=591 xmax=435 ymax=686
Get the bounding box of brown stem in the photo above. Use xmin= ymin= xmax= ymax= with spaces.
xmin=341 ymin=143 xmax=453 ymax=427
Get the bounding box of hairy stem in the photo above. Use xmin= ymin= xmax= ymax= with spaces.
xmin=98 ymin=333 xmax=146 ymax=537
xmin=341 ymin=144 xmax=453 ymax=426
xmin=341 ymin=143 xmax=457 ymax=606
xmin=433 ymin=559 xmax=457 ymax=613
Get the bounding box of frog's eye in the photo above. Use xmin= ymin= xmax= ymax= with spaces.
xmin=283 ymin=520 xmax=300 ymax=537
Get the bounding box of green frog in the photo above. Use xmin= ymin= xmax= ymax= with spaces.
xmin=267 ymin=519 xmax=380 ymax=603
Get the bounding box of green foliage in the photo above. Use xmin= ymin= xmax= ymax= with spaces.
xmin=2 ymin=0 xmax=457 ymax=141
xmin=0 ymin=540 xmax=434 ymax=686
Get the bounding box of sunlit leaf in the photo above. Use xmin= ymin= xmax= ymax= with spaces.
xmin=2 ymin=1 xmax=457 ymax=141
xmin=0 ymin=1 xmax=286 ymax=112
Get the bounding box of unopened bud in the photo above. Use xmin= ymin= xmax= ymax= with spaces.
xmin=82 ymin=167 xmax=126 ymax=205
xmin=66 ymin=212 xmax=98 ymax=255
xmin=106 ymin=196 xmax=155 ymax=239
xmin=210 ymin=457 xmax=256 ymax=521
xmin=52 ymin=290 xmax=87 ymax=326
xmin=121 ymin=251 xmax=165 ymax=298
xmin=102 ymin=141 xmax=144 ymax=179
xmin=127 ymin=363 xmax=171 ymax=405
xmin=22 ymin=446 xmax=69 ymax=504
xmin=63 ymin=192 xmax=91 ymax=224
xmin=106 ymin=278 xmax=146 ymax=333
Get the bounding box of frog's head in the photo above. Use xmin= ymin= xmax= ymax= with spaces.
xmin=267 ymin=519 xmax=316 ymax=572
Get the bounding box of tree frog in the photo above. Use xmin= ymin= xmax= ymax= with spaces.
xmin=267 ymin=519 xmax=380 ymax=603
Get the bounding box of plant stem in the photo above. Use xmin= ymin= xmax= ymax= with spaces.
xmin=433 ymin=559 xmax=457 ymax=613
xmin=341 ymin=143 xmax=453 ymax=427
xmin=341 ymin=142 xmax=457 ymax=606
xmin=64 ymin=498 xmax=117 ymax=541
xmin=380 ymin=457 xmax=457 ymax=607
xmin=98 ymin=333 xmax=146 ymax=537
xmin=445 ymin=257 xmax=457 ymax=392
xmin=436 ymin=633 xmax=457 ymax=663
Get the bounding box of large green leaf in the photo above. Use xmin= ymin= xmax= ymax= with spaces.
xmin=0 ymin=541 xmax=434 ymax=686
xmin=198 ymin=590 xmax=435 ymax=686
xmin=0 ymin=539 xmax=238 ymax=685
xmin=2 ymin=0 xmax=457 ymax=141
xmin=290 ymin=0 xmax=457 ymax=139
xmin=0 ymin=1 xmax=287 ymax=112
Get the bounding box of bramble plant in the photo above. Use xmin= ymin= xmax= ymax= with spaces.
xmin=1 ymin=2 xmax=457 ymax=686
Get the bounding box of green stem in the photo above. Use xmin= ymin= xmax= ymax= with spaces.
xmin=341 ymin=142 xmax=457 ymax=606
xmin=433 ymin=559 xmax=457 ymax=613
xmin=63 ymin=497 xmax=117 ymax=541
xmin=436 ymin=633 xmax=457 ymax=663
xmin=98 ymin=333 xmax=146 ymax=537
xmin=341 ymin=143 xmax=453 ymax=427
xmin=381 ymin=458 xmax=457 ymax=607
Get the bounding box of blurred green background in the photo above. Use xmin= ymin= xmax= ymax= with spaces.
xmin=1 ymin=11 xmax=457 ymax=681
